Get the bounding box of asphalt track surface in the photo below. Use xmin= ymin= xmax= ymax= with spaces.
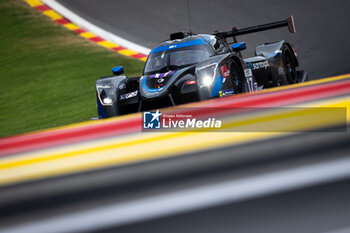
xmin=56 ymin=0 xmax=350 ymax=79
xmin=1 ymin=1 xmax=350 ymax=233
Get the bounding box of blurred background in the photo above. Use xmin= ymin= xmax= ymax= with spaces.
xmin=57 ymin=0 xmax=350 ymax=79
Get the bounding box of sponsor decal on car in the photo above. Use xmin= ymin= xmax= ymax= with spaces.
xmin=118 ymin=83 xmax=126 ymax=90
xmin=220 ymin=65 xmax=230 ymax=79
xmin=120 ymin=90 xmax=138 ymax=100
xmin=149 ymin=71 xmax=176 ymax=79
xmin=251 ymin=61 xmax=270 ymax=70
xmin=219 ymin=89 xmax=235 ymax=97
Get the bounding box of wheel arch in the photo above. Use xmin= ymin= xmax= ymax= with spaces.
xmin=284 ymin=42 xmax=299 ymax=68
xmin=227 ymin=54 xmax=255 ymax=93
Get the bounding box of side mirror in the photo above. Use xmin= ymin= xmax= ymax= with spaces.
xmin=112 ymin=66 xmax=124 ymax=75
xmin=232 ymin=42 xmax=246 ymax=52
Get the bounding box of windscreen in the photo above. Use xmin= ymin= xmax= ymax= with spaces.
xmin=144 ymin=45 xmax=211 ymax=75
xmin=144 ymin=51 xmax=169 ymax=75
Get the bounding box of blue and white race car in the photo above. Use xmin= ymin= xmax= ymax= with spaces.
xmin=95 ymin=16 xmax=308 ymax=118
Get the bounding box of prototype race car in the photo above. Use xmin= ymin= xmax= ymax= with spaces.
xmin=95 ymin=16 xmax=308 ymax=118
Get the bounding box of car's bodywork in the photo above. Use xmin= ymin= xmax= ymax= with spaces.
xmin=95 ymin=16 xmax=308 ymax=118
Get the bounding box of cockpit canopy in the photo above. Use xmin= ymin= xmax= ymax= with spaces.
xmin=145 ymin=36 xmax=210 ymax=72
xmin=144 ymin=44 xmax=212 ymax=75
xmin=143 ymin=35 xmax=231 ymax=75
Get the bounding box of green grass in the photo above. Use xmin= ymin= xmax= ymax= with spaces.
xmin=0 ymin=0 xmax=145 ymax=137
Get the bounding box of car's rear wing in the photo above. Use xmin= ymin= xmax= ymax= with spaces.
xmin=214 ymin=15 xmax=296 ymax=42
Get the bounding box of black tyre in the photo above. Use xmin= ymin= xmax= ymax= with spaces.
xmin=282 ymin=44 xmax=297 ymax=84
xmin=229 ymin=62 xmax=244 ymax=94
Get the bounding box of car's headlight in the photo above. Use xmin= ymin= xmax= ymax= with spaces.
xmin=96 ymin=85 xmax=115 ymax=106
xmin=196 ymin=63 xmax=218 ymax=87
xmin=102 ymin=97 xmax=113 ymax=104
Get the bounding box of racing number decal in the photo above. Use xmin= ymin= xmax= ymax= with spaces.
xmin=247 ymin=77 xmax=254 ymax=92
xmin=244 ymin=68 xmax=255 ymax=92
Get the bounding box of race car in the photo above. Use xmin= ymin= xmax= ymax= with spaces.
xmin=95 ymin=16 xmax=308 ymax=118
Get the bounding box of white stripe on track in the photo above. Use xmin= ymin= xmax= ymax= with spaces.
xmin=41 ymin=0 xmax=151 ymax=55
